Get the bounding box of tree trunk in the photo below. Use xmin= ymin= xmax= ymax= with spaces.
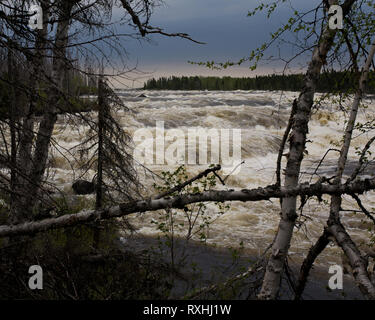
xmin=2 ymin=177 xmax=375 ymax=239
xmin=327 ymin=38 xmax=375 ymax=299
xmin=7 ymin=44 xmax=17 ymax=217
xmin=96 ymin=74 xmax=104 ymax=210
xmin=93 ymin=72 xmax=105 ymax=249
xmin=12 ymin=1 xmax=75 ymax=222
xmin=30 ymin=1 xmax=74 ymax=189
xmin=258 ymin=0 xmax=355 ymax=299
xmin=10 ymin=1 xmax=50 ymax=223
xmin=294 ymin=228 xmax=331 ymax=300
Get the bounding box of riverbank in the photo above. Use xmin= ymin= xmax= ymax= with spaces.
xmin=121 ymin=234 xmax=363 ymax=300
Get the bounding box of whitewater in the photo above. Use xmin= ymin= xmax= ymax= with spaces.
xmin=49 ymin=89 xmax=375 ymax=267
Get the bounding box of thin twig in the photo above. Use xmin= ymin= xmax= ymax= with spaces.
xmin=154 ymin=165 xmax=222 ymax=200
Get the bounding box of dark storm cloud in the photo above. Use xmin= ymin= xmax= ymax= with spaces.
xmin=112 ymin=0 xmax=322 ymax=85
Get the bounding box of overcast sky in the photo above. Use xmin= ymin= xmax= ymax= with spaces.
xmin=112 ymin=0 xmax=322 ymax=87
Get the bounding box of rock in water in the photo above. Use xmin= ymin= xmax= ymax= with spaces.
xmin=137 ymin=93 xmax=147 ymax=98
xmin=72 ymin=180 xmax=96 ymax=195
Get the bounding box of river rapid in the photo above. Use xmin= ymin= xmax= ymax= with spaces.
xmin=50 ymin=89 xmax=375 ymax=268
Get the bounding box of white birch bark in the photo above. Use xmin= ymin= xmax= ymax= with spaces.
xmin=258 ymin=0 xmax=357 ymax=299
xmin=1 ymin=177 xmax=375 ymax=238
xmin=327 ymin=38 xmax=375 ymax=299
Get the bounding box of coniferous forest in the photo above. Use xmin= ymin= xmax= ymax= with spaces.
xmin=144 ymin=72 xmax=375 ymax=93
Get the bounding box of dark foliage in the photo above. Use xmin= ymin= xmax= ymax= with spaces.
xmin=144 ymin=72 xmax=375 ymax=93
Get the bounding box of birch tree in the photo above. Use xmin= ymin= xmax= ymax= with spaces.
xmin=295 ymin=37 xmax=375 ymax=300
xmin=258 ymin=0 xmax=358 ymax=299
xmin=2 ymin=0 xmax=375 ymax=300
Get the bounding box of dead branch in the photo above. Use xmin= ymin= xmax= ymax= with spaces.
xmin=326 ymin=36 xmax=375 ymax=300
xmin=119 ymin=0 xmax=204 ymax=44
xmin=1 ymin=178 xmax=375 ymax=238
xmin=276 ymin=98 xmax=298 ymax=189
xmin=346 ymin=136 xmax=375 ymax=185
xmin=294 ymin=228 xmax=331 ymax=300
xmin=328 ymin=221 xmax=375 ymax=299
xmin=350 ymin=193 xmax=375 ymax=225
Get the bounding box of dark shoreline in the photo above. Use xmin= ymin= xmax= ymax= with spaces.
xmin=122 ymin=234 xmax=363 ymax=300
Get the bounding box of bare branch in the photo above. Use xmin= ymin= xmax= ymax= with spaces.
xmin=350 ymin=193 xmax=375 ymax=225
xmin=294 ymin=228 xmax=331 ymax=300
xmin=1 ymin=178 xmax=375 ymax=238
xmin=346 ymin=136 xmax=375 ymax=185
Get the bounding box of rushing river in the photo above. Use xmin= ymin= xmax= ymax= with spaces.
xmin=50 ymin=90 xmax=375 ymax=267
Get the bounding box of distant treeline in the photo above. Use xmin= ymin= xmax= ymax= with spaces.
xmin=144 ymin=72 xmax=375 ymax=93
